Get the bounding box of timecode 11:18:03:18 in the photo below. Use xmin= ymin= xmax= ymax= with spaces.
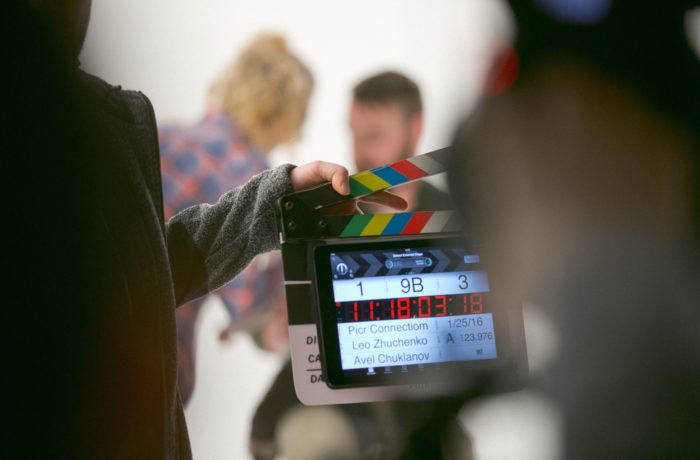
xmin=336 ymin=293 xmax=486 ymax=323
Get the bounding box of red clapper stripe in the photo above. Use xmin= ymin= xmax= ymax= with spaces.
xmin=391 ymin=159 xmax=428 ymax=180
xmin=401 ymin=212 xmax=433 ymax=234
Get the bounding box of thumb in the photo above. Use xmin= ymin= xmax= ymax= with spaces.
xmin=290 ymin=161 xmax=350 ymax=195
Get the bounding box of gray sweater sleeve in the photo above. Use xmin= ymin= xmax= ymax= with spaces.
xmin=166 ymin=164 xmax=295 ymax=306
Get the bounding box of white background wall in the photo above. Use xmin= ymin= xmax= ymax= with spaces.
xmin=81 ymin=0 xmax=510 ymax=171
xmin=79 ymin=2 xmax=566 ymax=460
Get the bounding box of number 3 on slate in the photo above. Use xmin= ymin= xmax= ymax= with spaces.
xmin=458 ymin=274 xmax=468 ymax=290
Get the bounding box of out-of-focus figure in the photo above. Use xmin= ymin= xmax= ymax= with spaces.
xmin=250 ymin=71 xmax=473 ymax=460
xmin=349 ymin=71 xmax=449 ymax=213
xmin=5 ymin=4 xmax=370 ymax=458
xmin=449 ymin=1 xmax=700 ymax=459
xmin=159 ymin=32 xmax=313 ymax=404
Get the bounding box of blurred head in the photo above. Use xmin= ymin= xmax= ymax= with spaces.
xmin=448 ymin=5 xmax=700 ymax=457
xmin=450 ymin=0 xmax=700 ymax=302
xmin=30 ymin=0 xmax=92 ymax=62
xmin=450 ymin=63 xmax=698 ymax=304
xmin=350 ymin=71 xmax=423 ymax=171
xmin=208 ymin=33 xmax=314 ymax=151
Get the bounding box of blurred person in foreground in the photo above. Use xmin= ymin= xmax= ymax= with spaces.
xmin=4 ymin=2 xmax=407 ymax=459
xmin=449 ymin=1 xmax=700 ymax=458
xmin=159 ymin=33 xmax=313 ymax=404
xmin=250 ymin=71 xmax=472 ymax=460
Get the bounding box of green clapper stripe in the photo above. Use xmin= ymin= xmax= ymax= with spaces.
xmin=349 ymin=177 xmax=373 ymax=197
xmin=340 ymin=214 xmax=373 ymax=237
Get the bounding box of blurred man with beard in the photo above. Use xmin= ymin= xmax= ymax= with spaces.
xmin=350 ymin=71 xmax=450 ymax=213
xmin=250 ymin=72 xmax=470 ymax=460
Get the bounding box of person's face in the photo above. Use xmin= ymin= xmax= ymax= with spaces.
xmin=349 ymin=101 xmax=418 ymax=172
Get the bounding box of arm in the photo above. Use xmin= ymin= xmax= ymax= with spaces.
xmin=166 ymin=160 xmax=406 ymax=306
xmin=166 ymin=164 xmax=294 ymax=306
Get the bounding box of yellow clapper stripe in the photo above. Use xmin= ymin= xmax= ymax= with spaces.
xmin=360 ymin=214 xmax=393 ymax=236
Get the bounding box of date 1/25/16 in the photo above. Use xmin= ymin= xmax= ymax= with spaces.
xmin=336 ymin=293 xmax=486 ymax=323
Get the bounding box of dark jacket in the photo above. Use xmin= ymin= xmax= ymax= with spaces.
xmin=6 ymin=5 xmax=297 ymax=458
xmin=73 ymin=73 xmax=293 ymax=459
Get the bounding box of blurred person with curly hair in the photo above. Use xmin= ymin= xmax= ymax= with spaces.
xmin=159 ymin=32 xmax=313 ymax=404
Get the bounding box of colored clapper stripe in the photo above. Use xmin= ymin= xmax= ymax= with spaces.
xmin=360 ymin=214 xmax=393 ymax=236
xmin=349 ymin=177 xmax=373 ymax=196
xmin=401 ymin=212 xmax=434 ymax=234
xmin=409 ymin=154 xmax=444 ymax=175
xmin=340 ymin=214 xmax=373 ymax=237
xmin=391 ymin=159 xmax=428 ymax=180
xmin=372 ymin=166 xmax=409 ymax=186
xmin=351 ymin=171 xmax=391 ymax=193
xmin=338 ymin=211 xmax=457 ymax=237
xmin=381 ymin=213 xmax=413 ymax=235
xmin=347 ymin=151 xmax=445 ymax=198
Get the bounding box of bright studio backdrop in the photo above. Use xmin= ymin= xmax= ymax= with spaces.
xmin=81 ymin=0 xmax=509 ymax=171
xmin=80 ymin=2 xmax=562 ymax=460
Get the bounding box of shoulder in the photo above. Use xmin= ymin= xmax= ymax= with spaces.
xmin=78 ymin=72 xmax=156 ymax=128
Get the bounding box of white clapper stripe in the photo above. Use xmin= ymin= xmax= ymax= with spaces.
xmin=409 ymin=154 xmax=445 ymax=175
xmin=421 ymin=211 xmax=452 ymax=233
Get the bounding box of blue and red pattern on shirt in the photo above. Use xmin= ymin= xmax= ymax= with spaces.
xmin=159 ymin=112 xmax=284 ymax=402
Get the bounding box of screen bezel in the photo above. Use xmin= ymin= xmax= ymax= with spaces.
xmin=314 ymin=236 xmax=514 ymax=388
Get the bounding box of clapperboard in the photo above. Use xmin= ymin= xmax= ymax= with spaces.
xmin=276 ymin=147 xmax=527 ymax=405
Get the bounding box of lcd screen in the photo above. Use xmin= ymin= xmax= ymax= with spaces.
xmin=315 ymin=238 xmax=507 ymax=387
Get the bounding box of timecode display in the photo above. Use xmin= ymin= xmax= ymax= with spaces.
xmin=336 ymin=293 xmax=487 ymax=323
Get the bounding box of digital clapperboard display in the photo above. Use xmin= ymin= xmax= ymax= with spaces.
xmin=277 ymin=147 xmax=527 ymax=405
xmin=315 ymin=239 xmax=506 ymax=388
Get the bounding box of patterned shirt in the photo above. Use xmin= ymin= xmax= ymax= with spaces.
xmin=159 ymin=112 xmax=284 ymax=402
